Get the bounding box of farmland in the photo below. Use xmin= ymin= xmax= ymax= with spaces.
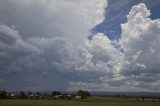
xmin=0 ymin=97 xmax=160 ymax=106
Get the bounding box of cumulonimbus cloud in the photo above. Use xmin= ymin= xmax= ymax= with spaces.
xmin=0 ymin=0 xmax=160 ymax=91
xmin=0 ymin=0 xmax=108 ymax=91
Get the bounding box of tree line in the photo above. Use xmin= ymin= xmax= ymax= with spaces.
xmin=102 ymin=94 xmax=160 ymax=102
xmin=0 ymin=89 xmax=91 ymax=100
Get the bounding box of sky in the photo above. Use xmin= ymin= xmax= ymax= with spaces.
xmin=0 ymin=0 xmax=160 ymax=92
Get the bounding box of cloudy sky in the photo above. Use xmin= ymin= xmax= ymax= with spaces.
xmin=0 ymin=0 xmax=160 ymax=92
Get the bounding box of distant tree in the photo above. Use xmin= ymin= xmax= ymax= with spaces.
xmin=122 ymin=94 xmax=126 ymax=98
xmin=141 ymin=97 xmax=144 ymax=101
xmin=77 ymin=90 xmax=91 ymax=99
xmin=44 ymin=93 xmax=48 ymax=97
xmin=19 ymin=91 xmax=27 ymax=99
xmin=51 ymin=91 xmax=56 ymax=96
xmin=27 ymin=91 xmax=33 ymax=99
xmin=36 ymin=92 xmax=40 ymax=96
xmin=0 ymin=90 xmax=7 ymax=99
xmin=56 ymin=91 xmax=61 ymax=95
xmin=36 ymin=92 xmax=41 ymax=99
xmin=85 ymin=91 xmax=91 ymax=97
xmin=136 ymin=97 xmax=140 ymax=102
xmin=28 ymin=91 xmax=32 ymax=96
xmin=51 ymin=91 xmax=61 ymax=96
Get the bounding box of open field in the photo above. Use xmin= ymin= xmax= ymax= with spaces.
xmin=0 ymin=97 xmax=160 ymax=106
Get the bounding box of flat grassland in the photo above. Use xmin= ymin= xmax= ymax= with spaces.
xmin=0 ymin=97 xmax=160 ymax=106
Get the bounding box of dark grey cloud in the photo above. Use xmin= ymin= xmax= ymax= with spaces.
xmin=0 ymin=0 xmax=108 ymax=91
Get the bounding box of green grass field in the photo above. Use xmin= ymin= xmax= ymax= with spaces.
xmin=0 ymin=97 xmax=160 ymax=106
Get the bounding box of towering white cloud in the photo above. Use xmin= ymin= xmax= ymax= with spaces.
xmin=120 ymin=3 xmax=160 ymax=91
xmin=121 ymin=3 xmax=160 ymax=76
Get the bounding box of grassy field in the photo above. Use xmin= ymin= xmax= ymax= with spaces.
xmin=0 ymin=97 xmax=160 ymax=106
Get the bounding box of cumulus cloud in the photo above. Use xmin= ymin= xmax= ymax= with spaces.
xmin=74 ymin=33 xmax=124 ymax=74
xmin=121 ymin=3 xmax=160 ymax=76
xmin=0 ymin=0 xmax=160 ymax=91
xmin=69 ymin=3 xmax=160 ymax=91
xmin=119 ymin=3 xmax=160 ymax=91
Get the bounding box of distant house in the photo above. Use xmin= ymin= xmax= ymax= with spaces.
xmin=10 ymin=93 xmax=16 ymax=97
xmin=54 ymin=95 xmax=63 ymax=99
xmin=29 ymin=94 xmax=34 ymax=97
xmin=75 ymin=96 xmax=81 ymax=99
